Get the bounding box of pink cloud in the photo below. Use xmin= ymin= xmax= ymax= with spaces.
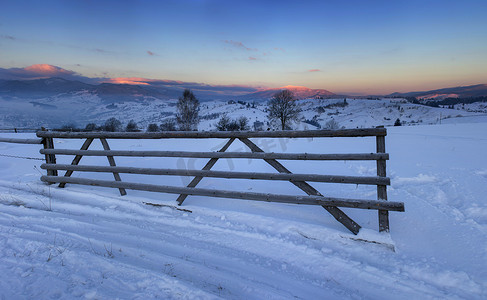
xmin=0 ymin=64 xmax=76 ymax=79
xmin=308 ymin=69 xmax=321 ymax=72
xmin=108 ymin=77 xmax=151 ymax=85
xmin=0 ymin=64 xmax=104 ymax=83
xmin=248 ymin=56 xmax=257 ymax=61
xmin=105 ymin=77 xmax=186 ymax=86
xmin=224 ymin=40 xmax=257 ymax=51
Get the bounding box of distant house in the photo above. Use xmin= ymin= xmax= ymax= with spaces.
xmin=253 ymin=121 xmax=264 ymax=131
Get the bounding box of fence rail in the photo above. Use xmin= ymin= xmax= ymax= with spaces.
xmin=41 ymin=175 xmax=404 ymax=211
xmin=0 ymin=137 xmax=43 ymax=144
xmin=40 ymin=149 xmax=389 ymax=161
xmin=41 ymin=163 xmax=391 ymax=185
xmin=36 ymin=128 xmax=387 ymax=139
xmin=35 ymin=128 xmax=403 ymax=235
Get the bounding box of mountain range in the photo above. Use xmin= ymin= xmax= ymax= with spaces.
xmin=389 ymin=84 xmax=487 ymax=100
xmin=0 ymin=77 xmax=167 ymax=102
xmin=1 ymin=76 xmax=486 ymax=103
xmin=0 ymin=77 xmax=339 ymax=102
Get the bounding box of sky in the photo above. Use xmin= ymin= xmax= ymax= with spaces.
xmin=0 ymin=0 xmax=486 ymax=95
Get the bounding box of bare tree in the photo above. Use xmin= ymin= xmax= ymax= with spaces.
xmin=125 ymin=119 xmax=139 ymax=132
xmin=104 ymin=118 xmax=122 ymax=132
xmin=215 ymin=115 xmax=249 ymax=131
xmin=176 ymin=89 xmax=200 ymax=131
xmin=146 ymin=123 xmax=159 ymax=132
xmin=85 ymin=123 xmax=97 ymax=132
xmin=267 ymin=89 xmax=301 ymax=130
xmin=160 ymin=119 xmax=177 ymax=131
xmin=215 ymin=115 xmax=231 ymax=131
xmin=324 ymin=119 xmax=340 ymax=130
xmin=237 ymin=116 xmax=249 ymax=131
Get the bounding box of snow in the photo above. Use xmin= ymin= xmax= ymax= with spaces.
xmin=1 ymin=121 xmax=487 ymax=299
xmin=2 ymin=94 xmax=486 ymax=131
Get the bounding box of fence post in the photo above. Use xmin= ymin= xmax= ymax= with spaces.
xmin=41 ymin=128 xmax=58 ymax=178
xmin=376 ymin=127 xmax=389 ymax=232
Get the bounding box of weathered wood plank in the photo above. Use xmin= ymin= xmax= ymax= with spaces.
xmin=177 ymin=137 xmax=235 ymax=205
xmin=37 ymin=128 xmax=387 ymax=139
xmin=0 ymin=137 xmax=43 ymax=144
xmin=40 ymin=149 xmax=389 ymax=161
xmin=99 ymin=138 xmax=126 ymax=196
xmin=239 ymin=137 xmax=362 ymax=235
xmin=41 ymin=136 xmax=58 ymax=178
xmin=41 ymin=176 xmax=405 ymax=211
xmin=41 ymin=163 xmax=391 ymax=185
xmin=376 ymin=135 xmax=389 ymax=232
xmin=59 ymin=138 xmax=94 ymax=188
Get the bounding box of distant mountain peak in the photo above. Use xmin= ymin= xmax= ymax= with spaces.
xmin=241 ymin=85 xmax=336 ymax=101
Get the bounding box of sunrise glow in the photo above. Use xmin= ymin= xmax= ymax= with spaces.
xmin=0 ymin=0 xmax=486 ymax=94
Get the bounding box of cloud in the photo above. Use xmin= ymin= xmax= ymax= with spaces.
xmin=0 ymin=64 xmax=105 ymax=84
xmin=224 ymin=40 xmax=257 ymax=51
xmin=308 ymin=69 xmax=321 ymax=72
xmin=0 ymin=64 xmax=262 ymax=96
xmin=0 ymin=64 xmax=76 ymax=80
xmin=147 ymin=50 xmax=159 ymax=56
xmin=104 ymin=77 xmax=259 ymax=93
xmin=92 ymin=48 xmax=110 ymax=53
xmin=0 ymin=34 xmax=15 ymax=40
xmin=107 ymin=78 xmax=185 ymax=86
xmin=248 ymin=56 xmax=257 ymax=61
xmin=107 ymin=77 xmax=151 ymax=85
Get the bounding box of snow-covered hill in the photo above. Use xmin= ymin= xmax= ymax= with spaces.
xmin=389 ymin=83 xmax=487 ymax=100
xmin=0 ymin=122 xmax=486 ymax=299
xmin=1 ymin=93 xmax=486 ymax=131
xmin=238 ymin=85 xmax=336 ymax=101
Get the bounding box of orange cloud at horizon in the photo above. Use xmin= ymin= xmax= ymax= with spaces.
xmin=107 ymin=77 xmax=151 ymax=85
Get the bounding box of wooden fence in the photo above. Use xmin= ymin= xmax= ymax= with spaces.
xmin=35 ymin=128 xmax=404 ymax=235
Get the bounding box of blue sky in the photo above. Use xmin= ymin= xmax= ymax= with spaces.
xmin=1 ymin=0 xmax=486 ymax=94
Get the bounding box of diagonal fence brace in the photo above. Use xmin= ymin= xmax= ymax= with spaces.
xmin=238 ymin=137 xmax=361 ymax=235
xmin=177 ymin=138 xmax=236 ymax=205
xmin=59 ymin=138 xmax=94 ymax=188
xmin=100 ymin=138 xmax=126 ymax=196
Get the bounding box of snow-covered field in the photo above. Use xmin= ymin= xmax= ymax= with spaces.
xmin=1 ymin=122 xmax=486 ymax=299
